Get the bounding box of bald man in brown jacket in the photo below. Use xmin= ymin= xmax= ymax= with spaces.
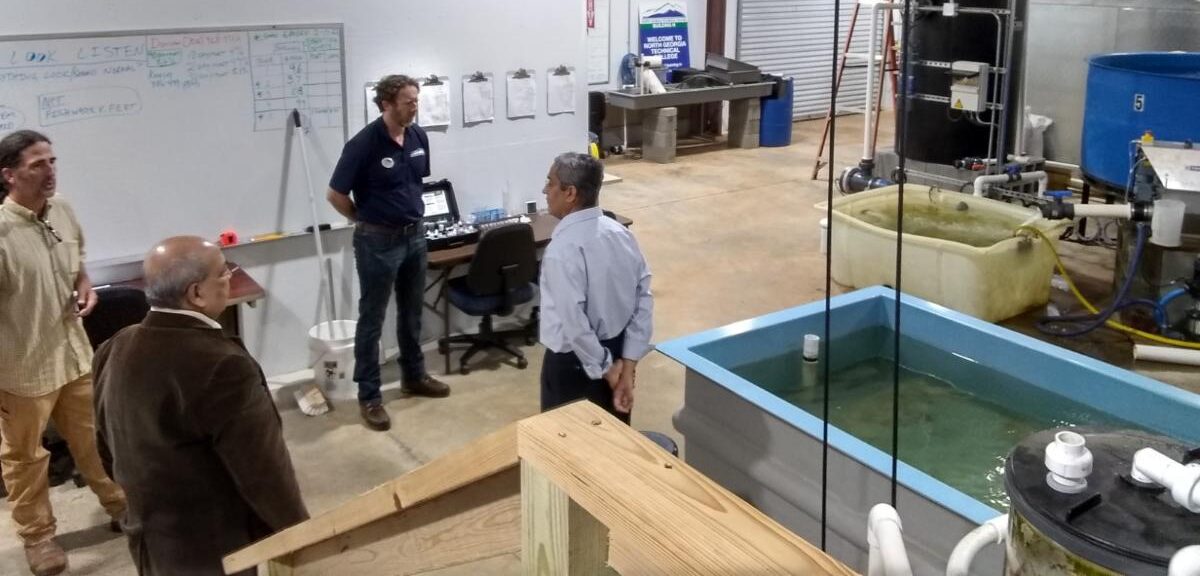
xmin=93 ymin=236 xmax=308 ymax=576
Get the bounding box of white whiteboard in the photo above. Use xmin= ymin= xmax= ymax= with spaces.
xmin=0 ymin=24 xmax=348 ymax=262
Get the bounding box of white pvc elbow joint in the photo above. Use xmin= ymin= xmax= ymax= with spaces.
xmin=1131 ymin=448 xmax=1200 ymax=513
xmin=1045 ymin=431 xmax=1093 ymax=494
xmin=867 ymin=504 xmax=913 ymax=576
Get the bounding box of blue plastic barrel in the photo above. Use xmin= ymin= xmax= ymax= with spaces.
xmin=759 ymin=77 xmax=794 ymax=147
xmin=1081 ymin=52 xmax=1200 ymax=189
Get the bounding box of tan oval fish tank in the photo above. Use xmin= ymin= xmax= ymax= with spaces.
xmin=827 ymin=185 xmax=1068 ymax=322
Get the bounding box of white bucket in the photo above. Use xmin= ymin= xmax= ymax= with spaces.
xmin=307 ymin=320 xmax=357 ymax=401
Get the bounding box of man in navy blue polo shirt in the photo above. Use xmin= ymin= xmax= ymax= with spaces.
xmin=327 ymin=74 xmax=449 ymax=432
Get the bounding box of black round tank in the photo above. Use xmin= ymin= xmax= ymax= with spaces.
xmin=900 ymin=0 xmax=1010 ymax=165
xmin=1005 ymin=428 xmax=1200 ymax=575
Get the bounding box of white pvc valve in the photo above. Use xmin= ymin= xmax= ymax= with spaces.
xmin=803 ymin=334 xmax=821 ymax=361
xmin=1045 ymin=430 xmax=1093 ymax=494
xmin=1131 ymin=448 xmax=1200 ymax=513
xmin=1152 ymin=198 xmax=1186 ymax=248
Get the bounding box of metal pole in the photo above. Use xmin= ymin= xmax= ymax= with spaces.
xmin=293 ymin=110 xmax=339 ymax=334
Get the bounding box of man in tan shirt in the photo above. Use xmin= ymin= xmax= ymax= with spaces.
xmin=0 ymin=130 xmax=126 ymax=576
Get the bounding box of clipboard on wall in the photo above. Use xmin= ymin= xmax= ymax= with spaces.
xmin=547 ymin=65 xmax=576 ymax=115
xmin=418 ymin=74 xmax=451 ymax=128
xmin=462 ymin=71 xmax=495 ymax=124
xmin=506 ymin=68 xmax=537 ymax=119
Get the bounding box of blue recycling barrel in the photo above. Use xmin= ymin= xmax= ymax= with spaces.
xmin=1081 ymin=52 xmax=1200 ymax=189
xmin=759 ymin=77 xmax=794 ymax=147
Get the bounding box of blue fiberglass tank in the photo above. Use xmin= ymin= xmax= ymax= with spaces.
xmin=1081 ymin=52 xmax=1200 ymax=189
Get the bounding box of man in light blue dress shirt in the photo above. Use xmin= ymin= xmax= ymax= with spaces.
xmin=538 ymin=152 xmax=653 ymax=424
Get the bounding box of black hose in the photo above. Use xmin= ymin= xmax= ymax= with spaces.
xmin=819 ymin=0 xmax=841 ymax=553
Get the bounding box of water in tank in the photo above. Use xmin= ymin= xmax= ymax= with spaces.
xmin=1004 ymin=428 xmax=1200 ymax=575
xmin=1081 ymin=52 xmax=1200 ymax=189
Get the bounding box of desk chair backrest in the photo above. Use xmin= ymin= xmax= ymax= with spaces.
xmin=466 ymin=223 xmax=537 ymax=312
xmin=83 ymin=286 xmax=150 ymax=349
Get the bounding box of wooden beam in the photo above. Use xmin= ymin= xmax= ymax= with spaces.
xmin=521 ymin=461 xmax=617 ymax=575
xmin=517 ymin=402 xmax=856 ymax=575
xmin=290 ymin=468 xmax=521 ymax=575
xmin=266 ymin=553 xmax=295 ymax=576
xmin=223 ymin=423 xmax=518 ymax=574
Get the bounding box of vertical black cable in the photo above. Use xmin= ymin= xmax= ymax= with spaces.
xmin=820 ymin=0 xmax=840 ymax=553
xmin=890 ymin=0 xmax=913 ymax=509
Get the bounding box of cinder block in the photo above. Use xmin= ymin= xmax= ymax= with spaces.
xmin=641 ymin=106 xmax=677 ymax=163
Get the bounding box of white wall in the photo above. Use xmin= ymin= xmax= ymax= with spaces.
xmin=7 ymin=0 xmax=586 ymax=376
xmin=595 ymin=0 xmax=708 ymax=90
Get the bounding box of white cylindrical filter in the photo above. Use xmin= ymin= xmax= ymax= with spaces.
xmin=308 ymin=320 xmax=357 ymax=400
xmin=819 ymin=218 xmax=829 ymax=254
xmin=800 ymin=334 xmax=821 ymax=389
xmin=1152 ymin=198 xmax=1186 ymax=247
xmin=1134 ymin=344 xmax=1200 ymax=367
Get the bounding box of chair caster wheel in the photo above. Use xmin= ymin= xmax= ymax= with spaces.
xmin=516 ymin=357 xmax=528 ymax=369
xmin=460 ymin=365 xmax=470 ymax=375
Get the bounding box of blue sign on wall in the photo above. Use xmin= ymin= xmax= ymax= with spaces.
xmin=638 ymin=2 xmax=690 ymax=70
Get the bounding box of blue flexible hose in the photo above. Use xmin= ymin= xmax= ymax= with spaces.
xmin=1157 ymin=287 xmax=1189 ymax=329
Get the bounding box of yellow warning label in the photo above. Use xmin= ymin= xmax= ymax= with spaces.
xmin=954 ymin=99 xmax=963 ymax=109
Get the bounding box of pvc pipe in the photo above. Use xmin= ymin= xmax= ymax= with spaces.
xmin=973 ymin=170 xmax=1047 ymax=198
xmin=858 ymin=1 xmax=900 ymax=162
xmin=801 ymin=334 xmax=821 ymax=389
xmin=1044 ymin=430 xmax=1093 ymax=494
xmin=862 ymin=0 xmax=879 ymax=162
xmin=1072 ymin=203 xmax=1134 ymax=220
xmin=946 ymin=514 xmax=1008 ymax=576
xmin=1134 ymin=344 xmax=1200 ymax=368
xmin=1130 ymin=447 xmax=1200 ymax=513
xmin=867 ymin=504 xmax=913 ymax=576
xmin=1171 ymin=545 xmax=1200 ymax=576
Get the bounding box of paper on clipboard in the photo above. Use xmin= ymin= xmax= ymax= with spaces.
xmin=547 ymin=68 xmax=576 ymax=115
xmin=417 ymin=77 xmax=451 ymax=128
xmin=506 ymin=71 xmax=537 ymax=119
xmin=462 ymin=73 xmax=495 ymax=124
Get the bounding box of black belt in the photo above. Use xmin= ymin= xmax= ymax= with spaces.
xmin=355 ymin=221 xmax=421 ymax=235
xmin=546 ymin=333 xmax=625 ymax=359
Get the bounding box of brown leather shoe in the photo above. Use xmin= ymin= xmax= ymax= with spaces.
xmin=359 ymin=400 xmax=391 ymax=431
xmin=401 ymin=374 xmax=450 ymax=398
xmin=25 ymin=539 xmax=67 ymax=576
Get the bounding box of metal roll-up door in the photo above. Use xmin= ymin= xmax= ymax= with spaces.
xmin=737 ymin=0 xmax=873 ymax=120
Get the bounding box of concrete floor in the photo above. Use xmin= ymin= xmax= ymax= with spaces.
xmin=3 ymin=113 xmax=1197 ymax=574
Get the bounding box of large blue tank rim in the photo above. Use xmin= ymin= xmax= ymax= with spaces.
xmin=1088 ymin=51 xmax=1200 ymax=80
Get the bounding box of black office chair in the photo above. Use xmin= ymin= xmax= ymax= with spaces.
xmin=82 ymin=286 xmax=150 ymax=349
xmin=440 ymin=223 xmax=538 ymax=374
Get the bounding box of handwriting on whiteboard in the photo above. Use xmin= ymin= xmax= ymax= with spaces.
xmin=39 ymin=87 xmax=142 ymax=126
xmin=0 ymin=106 xmax=26 ymax=131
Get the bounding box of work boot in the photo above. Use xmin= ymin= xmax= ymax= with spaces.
xmin=401 ymin=374 xmax=451 ymax=398
xmin=24 ymin=539 xmax=67 ymax=576
xmin=359 ymin=400 xmax=391 ymax=431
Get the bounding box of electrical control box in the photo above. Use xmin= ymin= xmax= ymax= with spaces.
xmin=949 ymin=61 xmax=989 ymax=113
